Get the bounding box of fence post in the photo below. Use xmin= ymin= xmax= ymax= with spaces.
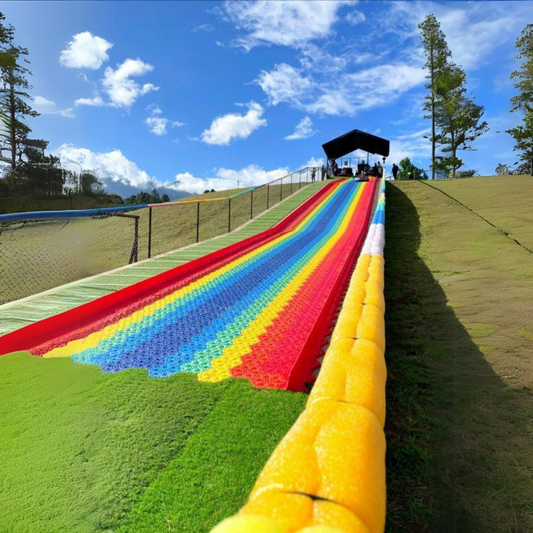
xmin=267 ymin=183 xmax=270 ymax=209
xmin=148 ymin=206 xmax=153 ymax=259
xmin=280 ymin=177 xmax=283 ymax=202
xmin=250 ymin=189 xmax=254 ymax=219
xmin=196 ymin=202 xmax=200 ymax=243
xmin=228 ymin=198 xmax=231 ymax=233
xmin=129 ymin=216 xmax=139 ymax=264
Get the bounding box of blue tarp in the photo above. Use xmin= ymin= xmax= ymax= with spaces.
xmin=0 ymin=204 xmax=147 ymax=222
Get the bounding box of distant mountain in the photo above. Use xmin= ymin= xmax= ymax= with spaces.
xmin=100 ymin=177 xmax=191 ymax=201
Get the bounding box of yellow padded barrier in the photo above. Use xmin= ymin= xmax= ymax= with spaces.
xmin=212 ymin=515 xmax=287 ymax=533
xmin=349 ymin=254 xmax=371 ymax=284
xmin=330 ymin=304 xmax=364 ymax=343
xmin=250 ymin=400 xmax=386 ymax=533
xmin=309 ymin=339 xmax=386 ymax=426
xmin=344 ymin=282 xmax=366 ymax=305
xmin=239 ymin=490 xmax=369 ymax=532
xmin=366 ymin=266 xmax=384 ymax=289
xmin=298 ymin=525 xmax=368 ymax=533
xmin=363 ymin=281 xmax=385 ymax=313
xmin=355 ymin=304 xmax=385 ymax=352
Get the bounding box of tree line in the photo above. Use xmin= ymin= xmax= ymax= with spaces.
xmin=419 ymin=15 xmax=532 ymax=179
xmin=0 ymin=12 xmax=173 ymax=206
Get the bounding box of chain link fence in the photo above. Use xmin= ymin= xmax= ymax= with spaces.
xmin=0 ymin=167 xmax=321 ymax=305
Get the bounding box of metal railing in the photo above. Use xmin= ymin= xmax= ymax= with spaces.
xmin=0 ymin=167 xmax=322 ymax=304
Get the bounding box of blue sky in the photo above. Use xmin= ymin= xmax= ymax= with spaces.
xmin=2 ymin=1 xmax=531 ymax=194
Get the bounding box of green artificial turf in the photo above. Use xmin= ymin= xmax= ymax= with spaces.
xmin=121 ymin=384 xmax=307 ymax=532
xmin=0 ymin=353 xmax=305 ymax=532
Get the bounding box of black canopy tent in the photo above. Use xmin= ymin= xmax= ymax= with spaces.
xmin=322 ymin=129 xmax=390 ymax=161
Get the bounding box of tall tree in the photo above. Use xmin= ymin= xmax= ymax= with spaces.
xmin=0 ymin=12 xmax=39 ymax=184
xmin=18 ymin=139 xmax=63 ymax=196
xmin=419 ymin=14 xmax=451 ymax=180
xmin=397 ymin=157 xmax=428 ymax=180
xmin=508 ymin=24 xmax=533 ymax=175
xmin=434 ymin=63 xmax=488 ymax=179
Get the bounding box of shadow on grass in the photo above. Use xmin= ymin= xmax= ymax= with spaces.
xmin=384 ymin=183 xmax=532 ymax=532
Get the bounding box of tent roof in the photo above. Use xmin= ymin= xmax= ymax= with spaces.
xmin=322 ymin=129 xmax=390 ymax=160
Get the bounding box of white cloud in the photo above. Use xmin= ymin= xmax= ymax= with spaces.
xmin=306 ymin=157 xmax=325 ymax=168
xmin=173 ymin=164 xmax=289 ymax=194
xmin=201 ymin=102 xmax=267 ymax=146
xmin=59 ymin=108 xmax=76 ymax=119
xmin=257 ymin=63 xmax=313 ymax=106
xmin=257 ymin=61 xmax=425 ymax=116
xmin=55 ymin=143 xmax=155 ymax=188
xmin=60 ymin=32 xmax=112 ymax=69
xmin=102 ymin=58 xmax=159 ymax=108
xmin=145 ymin=105 xmax=186 ymax=136
xmin=388 ymin=1 xmax=527 ymax=71
xmin=34 ymin=96 xmax=75 ymax=119
xmin=192 ymin=24 xmax=214 ymax=33
xmin=285 ymin=116 xmax=316 ymax=140
xmin=345 ymin=63 xmax=426 ymax=110
xmin=34 ymin=96 xmax=56 ymax=112
xmin=387 ymin=128 xmax=432 ymax=167
xmin=54 ymin=144 xmax=295 ymax=196
xmin=223 ymin=0 xmax=355 ymax=50
xmin=75 ymin=95 xmax=104 ymax=107
xmin=346 ymin=10 xmax=365 ymax=25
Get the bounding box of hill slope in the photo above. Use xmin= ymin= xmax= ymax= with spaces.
xmin=385 ymin=175 xmax=533 ymax=531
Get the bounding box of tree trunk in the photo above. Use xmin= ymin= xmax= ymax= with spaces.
xmin=430 ymin=43 xmax=436 ymax=181
xmin=9 ymin=81 xmax=16 ymax=180
xmin=451 ymin=131 xmax=456 ymax=179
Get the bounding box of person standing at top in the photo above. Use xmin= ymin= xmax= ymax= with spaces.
xmin=311 ymin=168 xmax=316 ymax=182
xmin=392 ymin=163 xmax=399 ymax=180
xmin=321 ymin=165 xmax=326 ymax=180
xmin=376 ymin=161 xmax=383 ymax=178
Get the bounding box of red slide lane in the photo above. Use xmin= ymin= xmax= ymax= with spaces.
xmin=230 ymin=179 xmax=376 ymax=391
xmin=0 ymin=181 xmax=343 ymax=356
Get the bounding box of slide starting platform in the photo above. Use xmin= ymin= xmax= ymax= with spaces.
xmin=0 ymin=178 xmax=377 ymax=391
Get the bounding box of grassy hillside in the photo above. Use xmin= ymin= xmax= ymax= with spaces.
xmin=385 ymin=175 xmax=533 ymax=531
xmin=430 ymin=174 xmax=533 ymax=249
xmin=0 ymin=194 xmax=122 ymax=214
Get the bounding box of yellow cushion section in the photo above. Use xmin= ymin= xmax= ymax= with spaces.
xmin=363 ymin=281 xmax=385 ymax=313
xmin=241 ymin=492 xmax=313 ymax=531
xmin=238 ymin=491 xmax=369 ymax=532
xmin=350 ymin=254 xmax=371 ymax=285
xmin=344 ymin=282 xmax=366 ymax=305
xmin=370 ymin=255 xmax=384 ymax=269
xmin=309 ymin=500 xmax=369 ymax=533
xmin=211 ymin=514 xmax=288 ymax=533
xmin=366 ymin=264 xmax=384 ymax=288
xmin=356 ymin=304 xmax=385 ymax=352
xmin=330 ymin=305 xmax=363 ymax=343
xmin=310 ymin=339 xmax=386 ymax=426
xmin=251 ymin=401 xmax=386 ymax=533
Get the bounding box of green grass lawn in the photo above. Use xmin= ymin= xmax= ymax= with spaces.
xmin=0 ymin=353 xmax=306 ymax=532
xmin=429 ymin=174 xmax=533 ymax=250
xmin=385 ymin=176 xmax=533 ymax=531
xmin=0 ymin=182 xmax=304 ymax=305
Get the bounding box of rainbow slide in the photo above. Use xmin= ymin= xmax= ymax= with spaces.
xmin=0 ymin=178 xmax=377 ymax=391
